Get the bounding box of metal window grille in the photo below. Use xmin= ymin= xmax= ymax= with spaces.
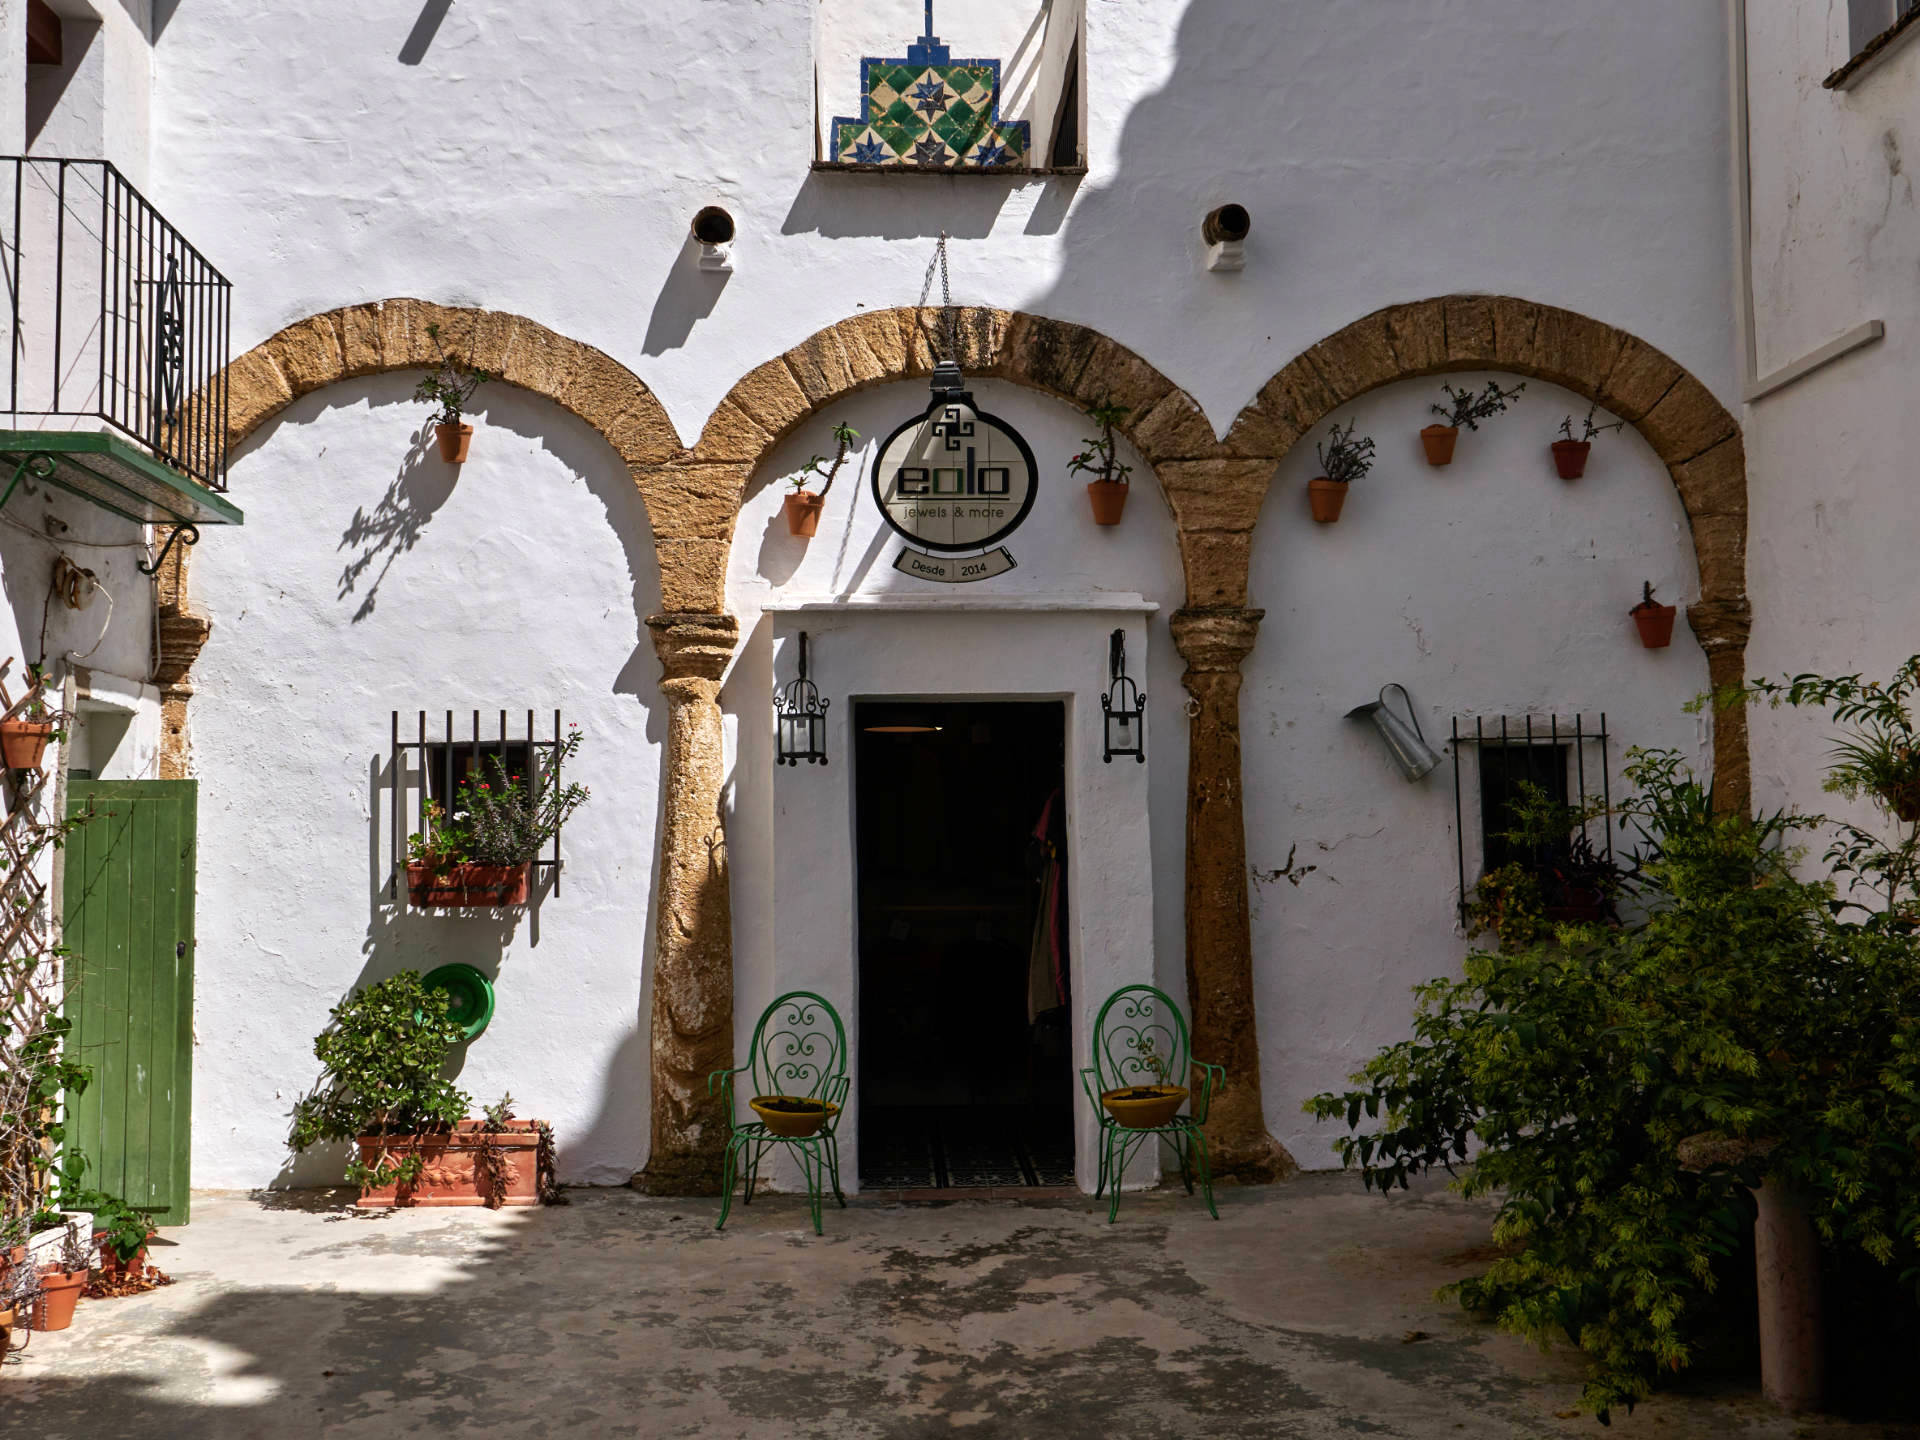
xmin=388 ymin=710 xmax=568 ymax=899
xmin=0 ymin=157 xmax=232 ymax=490
xmin=1451 ymin=714 xmax=1611 ymax=925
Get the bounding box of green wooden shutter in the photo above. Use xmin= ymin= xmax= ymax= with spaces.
xmin=62 ymin=780 xmax=197 ymax=1225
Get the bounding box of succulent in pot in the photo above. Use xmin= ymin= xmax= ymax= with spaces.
xmin=1551 ymin=404 xmax=1626 ymax=480
xmin=406 ymin=727 xmax=590 ymax=907
xmin=1423 ymin=379 xmax=1527 ymax=466
xmin=1069 ymin=400 xmax=1134 ymax=525
xmin=748 ymin=1094 xmax=840 ymax=1138
xmin=786 ymin=421 xmax=859 ymax=537
xmin=415 ymin=322 xmax=493 ymax=463
xmin=1308 ymin=417 xmax=1374 ymax=524
xmin=1630 ymin=582 xmax=1677 ymax=649
xmin=1098 ymin=1035 xmax=1189 ymax=1129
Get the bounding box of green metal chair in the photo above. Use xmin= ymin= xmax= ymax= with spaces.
xmin=708 ymin=990 xmax=850 ymax=1235
xmin=1081 ymin=983 xmax=1224 ymax=1222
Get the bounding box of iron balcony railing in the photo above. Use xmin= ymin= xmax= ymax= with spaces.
xmin=0 ymin=157 xmax=231 ymax=491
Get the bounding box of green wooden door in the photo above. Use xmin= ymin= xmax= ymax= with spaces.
xmin=62 ymin=780 xmax=197 ymax=1225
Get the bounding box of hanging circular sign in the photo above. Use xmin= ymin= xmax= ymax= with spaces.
xmin=871 ymin=380 xmax=1038 ymax=557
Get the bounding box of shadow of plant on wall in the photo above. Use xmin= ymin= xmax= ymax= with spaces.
xmin=336 ymin=423 xmax=461 ymax=622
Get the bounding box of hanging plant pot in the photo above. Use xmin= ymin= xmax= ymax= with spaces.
xmin=1877 ymin=777 xmax=1920 ymax=824
xmin=749 ymin=1095 xmax=838 ymax=1138
xmin=354 ymin=1120 xmax=542 ymax=1209
xmin=30 ymin=1267 xmax=87 ymax=1331
xmin=435 ymin=421 xmax=474 ymax=463
xmin=1100 ymin=1084 xmax=1188 ymax=1129
xmin=0 ymin=719 xmax=53 ymax=768
xmin=784 ymin=492 xmax=825 ymax=537
xmin=1551 ymin=439 xmax=1592 ymax=480
xmin=1631 ymin=600 xmax=1677 ymax=649
xmin=1086 ymin=480 xmax=1130 ymax=526
xmin=1307 ymin=478 xmax=1349 ymax=524
xmin=406 ymin=861 xmax=531 ymax=909
xmin=1419 ymin=424 xmax=1459 ymax=467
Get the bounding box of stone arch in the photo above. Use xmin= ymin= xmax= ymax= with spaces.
xmin=1224 ymin=294 xmax=1751 ymax=813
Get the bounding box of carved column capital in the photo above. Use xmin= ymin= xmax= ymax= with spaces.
xmin=1171 ymin=606 xmax=1265 ymax=674
xmin=1685 ymin=596 xmax=1753 ymax=656
xmin=647 ymin=612 xmax=740 ymax=690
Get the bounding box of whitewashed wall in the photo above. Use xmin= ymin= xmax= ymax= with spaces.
xmin=1741 ymin=7 xmax=1919 ymax=832
xmin=190 ymin=379 xmax=664 ymax=1187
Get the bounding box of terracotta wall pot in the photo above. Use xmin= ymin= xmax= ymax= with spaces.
xmin=1878 ymin=779 xmax=1920 ymax=824
xmin=0 ymin=720 xmax=53 ymax=769
xmin=1420 ymin=424 xmax=1459 ymax=467
xmin=406 ymin=861 xmax=531 ymax=909
xmin=355 ymin=1120 xmax=541 ymax=1209
xmin=783 ymin=491 xmax=825 ymax=537
xmin=1632 ymin=602 xmax=1678 ymax=649
xmin=1086 ymin=480 xmax=1129 ymax=526
xmin=1306 ymin=478 xmax=1349 ymax=524
xmin=435 ymin=421 xmax=473 ymax=463
xmin=1551 ymin=439 xmax=1592 ymax=479
xmin=30 ymin=1268 xmax=87 ymax=1331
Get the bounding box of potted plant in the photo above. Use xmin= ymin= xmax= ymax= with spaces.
xmin=786 ymin=421 xmax=858 ymax=537
xmin=405 ymin=727 xmax=590 ymax=908
xmin=1745 ymin=658 xmax=1920 ymax=825
xmin=0 ymin=662 xmax=62 ymax=769
xmin=1423 ymin=380 xmax=1527 ymax=466
xmin=414 ymin=322 xmax=493 ymax=463
xmin=1308 ymin=418 xmax=1375 ymax=524
xmin=748 ymin=1093 xmax=840 ymax=1138
xmin=289 ymin=973 xmax=550 ymax=1209
xmin=86 ymin=1194 xmax=155 ymax=1285
xmin=1630 ymin=582 xmax=1677 ymax=649
xmin=1068 ymin=400 xmax=1134 ymax=525
xmin=1098 ymin=1036 xmax=1188 ymax=1129
xmin=29 ymin=1222 xmax=89 ymax=1332
xmin=1551 ymin=404 xmax=1626 ymax=480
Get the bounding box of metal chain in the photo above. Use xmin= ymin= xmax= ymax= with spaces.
xmin=916 ymin=231 xmax=957 ymax=364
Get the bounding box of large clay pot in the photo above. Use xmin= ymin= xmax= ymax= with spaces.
xmin=1631 ymin=602 xmax=1677 ymax=649
xmin=1420 ymin=424 xmax=1459 ymax=467
xmin=1086 ymin=480 xmax=1130 ymax=526
xmin=0 ymin=720 xmax=53 ymax=769
xmin=354 ymin=1120 xmax=542 ymax=1209
xmin=30 ymin=1267 xmax=87 ymax=1331
xmin=1307 ymin=478 xmax=1349 ymax=524
xmin=435 ymin=421 xmax=474 ymax=463
xmin=1551 ymin=439 xmax=1592 ymax=479
xmin=750 ymin=1095 xmax=839 ymax=1138
xmin=406 ymin=861 xmax=530 ymax=909
xmin=784 ymin=492 xmax=825 ymax=537
xmin=1100 ymin=1084 xmax=1189 ymax=1130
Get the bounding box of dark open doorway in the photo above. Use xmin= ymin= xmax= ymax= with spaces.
xmin=855 ymin=700 xmax=1075 ymax=1190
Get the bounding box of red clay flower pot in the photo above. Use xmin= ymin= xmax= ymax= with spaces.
xmin=406 ymin=861 xmax=531 ymax=909
xmin=1087 ymin=480 xmax=1129 ymax=526
xmin=1307 ymin=478 xmax=1349 ymax=524
xmin=0 ymin=720 xmax=53 ymax=768
xmin=355 ymin=1120 xmax=542 ymax=1209
xmin=435 ymin=421 xmax=473 ymax=463
xmin=1631 ymin=602 xmax=1677 ymax=649
xmin=784 ymin=492 xmax=825 ymax=537
xmin=1551 ymin=439 xmax=1592 ymax=479
xmin=1420 ymin=424 xmax=1459 ymax=467
xmin=30 ymin=1267 xmax=87 ymax=1331
xmin=92 ymin=1232 xmax=147 ymax=1283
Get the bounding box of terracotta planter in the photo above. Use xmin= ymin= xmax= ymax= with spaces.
xmin=784 ymin=491 xmax=825 ymax=537
xmin=749 ymin=1095 xmax=838 ymax=1138
xmin=30 ymin=1267 xmax=86 ymax=1331
xmin=406 ymin=861 xmax=530 ymax=909
xmin=1307 ymin=478 xmax=1349 ymax=524
xmin=435 ymin=421 xmax=473 ymax=463
xmin=355 ymin=1120 xmax=541 ymax=1209
xmin=1551 ymin=439 xmax=1592 ymax=480
xmin=1420 ymin=424 xmax=1459 ymax=467
xmin=1878 ymin=778 xmax=1920 ymax=824
xmin=1086 ymin=480 xmax=1130 ymax=526
xmin=92 ymin=1232 xmax=147 ymax=1283
xmin=1100 ymin=1084 xmax=1189 ymax=1130
xmin=1631 ymin=601 xmax=1677 ymax=649
xmin=0 ymin=719 xmax=53 ymax=769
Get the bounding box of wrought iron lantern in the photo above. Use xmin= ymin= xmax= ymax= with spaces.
xmin=1346 ymin=682 xmax=1441 ymax=782
xmin=1102 ymin=629 xmax=1146 ymax=764
xmin=774 ymin=632 xmax=830 ymax=766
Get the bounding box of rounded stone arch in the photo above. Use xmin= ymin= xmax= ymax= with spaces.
xmin=1224 ymin=294 xmax=1752 ymax=812
xmin=667 ymin=305 xmax=1240 ymax=610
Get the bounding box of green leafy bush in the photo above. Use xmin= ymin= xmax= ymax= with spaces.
xmin=289 ymin=971 xmax=471 ymax=1189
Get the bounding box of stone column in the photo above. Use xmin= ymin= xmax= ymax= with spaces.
xmin=1754 ymin=1178 xmax=1825 ymax=1413
xmin=1170 ymin=607 xmax=1295 ymax=1184
xmin=637 ymin=612 xmax=739 ymax=1196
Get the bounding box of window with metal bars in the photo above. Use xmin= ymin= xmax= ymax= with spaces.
xmin=1452 ymin=715 xmax=1613 ymax=925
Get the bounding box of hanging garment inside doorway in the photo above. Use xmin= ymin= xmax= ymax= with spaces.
xmin=1026 ymin=788 xmax=1068 ymax=1024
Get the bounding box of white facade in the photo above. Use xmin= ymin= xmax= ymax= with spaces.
xmin=0 ymin=0 xmax=1748 ymax=1190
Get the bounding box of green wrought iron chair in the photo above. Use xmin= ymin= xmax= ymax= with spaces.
xmin=708 ymin=990 xmax=850 ymax=1235
xmin=1081 ymin=983 xmax=1224 ymax=1223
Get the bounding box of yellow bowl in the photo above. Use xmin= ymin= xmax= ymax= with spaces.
xmin=1100 ymin=1084 xmax=1189 ymax=1129
xmin=750 ymin=1095 xmax=839 ymax=1138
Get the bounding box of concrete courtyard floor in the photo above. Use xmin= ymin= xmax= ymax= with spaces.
xmin=2 ymin=1174 xmax=1911 ymax=1439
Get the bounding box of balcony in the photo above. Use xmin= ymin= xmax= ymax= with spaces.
xmin=0 ymin=156 xmax=240 ymax=538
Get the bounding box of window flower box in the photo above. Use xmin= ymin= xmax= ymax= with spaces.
xmin=406 ymin=861 xmax=530 ymax=909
